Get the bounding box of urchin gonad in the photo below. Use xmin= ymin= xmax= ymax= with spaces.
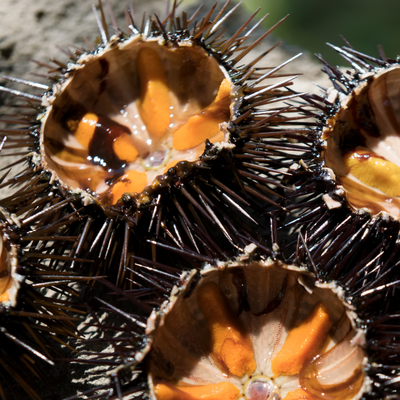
xmin=147 ymin=260 xmax=368 ymax=400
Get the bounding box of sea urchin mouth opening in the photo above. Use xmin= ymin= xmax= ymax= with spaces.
xmin=323 ymin=65 xmax=400 ymax=218
xmin=147 ymin=260 xmax=368 ymax=400
xmin=40 ymin=34 xmax=238 ymax=207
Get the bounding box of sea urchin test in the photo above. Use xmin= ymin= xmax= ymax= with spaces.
xmin=41 ymin=36 xmax=235 ymax=206
xmin=324 ymin=66 xmax=400 ymax=218
xmin=147 ymin=260 xmax=368 ymax=400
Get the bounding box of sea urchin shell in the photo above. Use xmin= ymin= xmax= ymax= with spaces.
xmin=297 ymin=43 xmax=400 ymax=220
xmin=40 ymin=31 xmax=238 ymax=207
xmin=323 ymin=64 xmax=400 ymax=218
xmin=146 ymin=259 xmax=369 ymax=400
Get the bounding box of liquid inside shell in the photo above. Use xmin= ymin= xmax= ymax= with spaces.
xmin=324 ymin=66 xmax=400 ymax=218
xmin=41 ymin=34 xmax=237 ymax=206
xmin=147 ymin=260 xmax=367 ymax=400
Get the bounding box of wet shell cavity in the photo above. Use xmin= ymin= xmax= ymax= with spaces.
xmin=147 ymin=260 xmax=368 ymax=400
xmin=323 ymin=65 xmax=400 ymax=218
xmin=41 ymin=34 xmax=237 ymax=207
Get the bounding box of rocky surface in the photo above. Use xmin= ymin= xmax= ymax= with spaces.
xmin=0 ymin=0 xmax=331 ymax=398
xmin=0 ymin=0 xmax=329 ymax=103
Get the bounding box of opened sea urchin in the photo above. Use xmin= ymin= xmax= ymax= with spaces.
xmin=41 ymin=32 xmax=236 ymax=207
xmin=148 ymin=259 xmax=368 ymax=400
xmin=290 ymin=43 xmax=400 ymax=219
xmin=0 ymin=1 xmax=308 ymax=285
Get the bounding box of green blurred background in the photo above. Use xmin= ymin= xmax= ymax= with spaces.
xmin=240 ymin=0 xmax=400 ymax=65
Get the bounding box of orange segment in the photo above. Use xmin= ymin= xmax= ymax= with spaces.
xmin=173 ymin=116 xmax=222 ymax=151
xmin=0 ymin=276 xmax=11 ymax=303
xmin=173 ymin=79 xmax=231 ymax=151
xmin=111 ymin=170 xmax=147 ymax=204
xmin=271 ymin=303 xmax=332 ymax=377
xmin=137 ymin=47 xmax=171 ymax=138
xmin=197 ymin=282 xmax=256 ymax=377
xmin=155 ymin=382 xmax=240 ymax=400
xmin=0 ymin=292 xmax=10 ymax=303
xmin=283 ymin=389 xmax=321 ymax=400
xmin=74 ymin=113 xmax=98 ymax=149
xmin=113 ymin=133 xmax=139 ymax=163
xmin=213 ymin=78 xmax=231 ymax=103
xmin=344 ymin=148 xmax=400 ymax=197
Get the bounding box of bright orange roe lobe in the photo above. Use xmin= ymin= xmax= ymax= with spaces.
xmin=283 ymin=388 xmax=321 ymax=400
xmin=343 ymin=148 xmax=400 ymax=197
xmin=173 ymin=117 xmax=224 ymax=151
xmin=271 ymin=303 xmax=332 ymax=377
xmin=213 ymin=78 xmax=231 ymax=103
xmin=0 ymin=246 xmax=11 ymax=303
xmin=0 ymin=276 xmax=11 ymax=303
xmin=197 ymin=281 xmax=256 ymax=377
xmin=74 ymin=112 xmax=98 ymax=149
xmin=137 ymin=47 xmax=171 ymax=138
xmin=110 ymin=170 xmax=147 ymax=204
xmin=154 ymin=382 xmax=240 ymax=400
xmin=112 ymin=133 xmax=139 ymax=163
xmin=173 ymin=79 xmax=231 ymax=151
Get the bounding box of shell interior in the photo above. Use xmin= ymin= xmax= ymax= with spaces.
xmin=41 ymin=35 xmax=237 ymax=206
xmin=147 ymin=260 xmax=367 ymax=400
xmin=324 ymin=66 xmax=400 ymax=218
